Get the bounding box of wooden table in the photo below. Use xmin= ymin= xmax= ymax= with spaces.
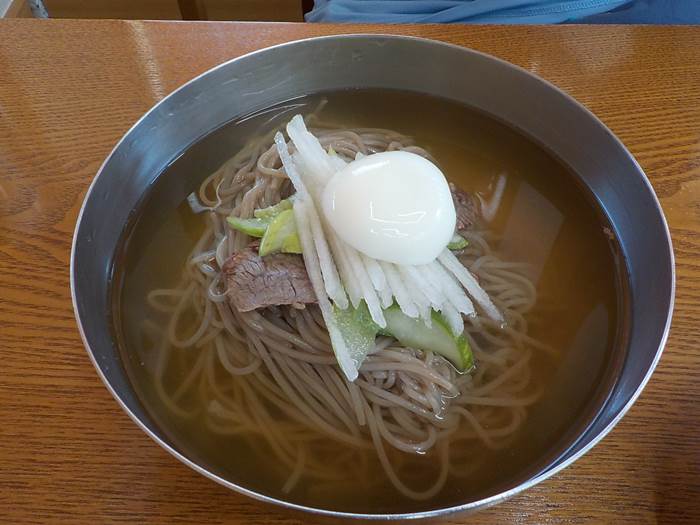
xmin=1 ymin=20 xmax=699 ymax=524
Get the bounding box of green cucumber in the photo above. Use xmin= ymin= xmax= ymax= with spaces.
xmin=227 ymin=199 xmax=301 ymax=255
xmin=447 ymin=234 xmax=469 ymax=251
xmin=259 ymin=209 xmax=302 ymax=256
xmin=332 ymin=302 xmax=474 ymax=373
xmin=333 ymin=301 xmax=379 ymax=369
xmin=253 ymin=198 xmax=293 ymax=221
xmin=382 ymin=305 xmax=474 ymax=372
xmin=226 ymin=216 xmax=268 ymax=238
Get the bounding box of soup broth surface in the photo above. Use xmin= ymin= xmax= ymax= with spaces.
xmin=116 ymin=89 xmax=626 ymax=513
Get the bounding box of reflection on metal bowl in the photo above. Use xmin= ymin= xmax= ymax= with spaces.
xmin=71 ymin=35 xmax=674 ymax=519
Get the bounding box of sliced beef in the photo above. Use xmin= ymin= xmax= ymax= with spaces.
xmin=225 ymin=185 xmax=478 ymax=311
xmin=450 ymin=183 xmax=481 ymax=232
xmin=223 ymin=246 xmax=316 ymax=312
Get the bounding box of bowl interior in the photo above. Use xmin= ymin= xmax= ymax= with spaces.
xmin=72 ymin=35 xmax=673 ymax=519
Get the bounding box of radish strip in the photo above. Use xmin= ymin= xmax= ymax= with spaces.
xmin=343 ymin=244 xmax=386 ymax=328
xmin=438 ymin=249 xmax=503 ymax=323
xmin=440 ymin=302 xmax=465 ymax=336
xmin=361 ymin=253 xmax=387 ymax=292
xmin=274 ymin=133 xmax=309 ymax=196
xmin=378 ymin=283 xmax=394 ymax=309
xmin=396 ymin=265 xmax=432 ymax=326
xmin=275 ymin=133 xmax=348 ymax=309
xmin=360 ymin=252 xmax=393 ymax=309
xmin=326 ymin=229 xmax=362 ymax=308
xmin=293 ymin=200 xmax=356 ymax=380
xmin=307 ymin=206 xmax=349 ymax=309
xmin=379 ymin=262 xmax=419 ymax=318
xmin=427 ymin=261 xmax=475 ymax=317
xmin=401 ymin=265 xmax=443 ymax=311
xmin=287 ymin=115 xmax=335 ymax=186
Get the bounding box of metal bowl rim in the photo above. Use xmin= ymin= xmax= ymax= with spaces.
xmin=70 ymin=33 xmax=675 ymax=520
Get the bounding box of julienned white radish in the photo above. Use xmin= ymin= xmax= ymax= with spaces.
xmin=440 ymin=302 xmax=464 ymax=337
xmin=274 ymin=133 xmax=309 ymax=197
xmin=306 ymin=206 xmax=349 ymax=310
xmin=286 ymin=117 xmax=386 ymax=328
xmin=379 ymin=261 xmax=419 ymax=319
xmin=361 ymin=253 xmax=388 ymax=294
xmin=420 ymin=261 xmax=444 ymax=299
xmin=293 ymin=199 xmax=357 ymax=380
xmin=286 ymin=121 xmax=370 ymax=314
xmin=291 ymin=152 xmax=312 ymax=186
xmin=360 ymin=253 xmax=393 ymax=309
xmin=426 ymin=261 xmax=475 ymax=317
xmin=403 ymin=264 xmax=442 ymax=310
xmin=438 ymin=249 xmax=503 ymax=323
xmin=287 ymin=115 xmax=335 ymax=186
xmin=377 ymin=282 xmax=394 ymax=310
xmin=326 ymin=229 xmax=362 ymax=308
xmin=274 ymin=115 xmax=505 ymax=380
xmin=274 ymin=132 xmax=348 ymax=310
xmin=396 ymin=265 xmax=433 ymax=327
xmin=342 ymin=243 xmax=386 ymax=328
xmin=282 ymin=119 xmax=500 ymax=326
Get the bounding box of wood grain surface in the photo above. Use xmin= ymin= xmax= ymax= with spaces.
xmin=1 ymin=20 xmax=699 ymax=524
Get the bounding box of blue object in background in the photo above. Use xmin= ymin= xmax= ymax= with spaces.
xmin=576 ymin=0 xmax=700 ymax=23
xmin=306 ymin=0 xmax=700 ymax=24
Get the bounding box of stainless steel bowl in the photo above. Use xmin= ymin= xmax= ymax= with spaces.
xmin=71 ymin=35 xmax=674 ymax=519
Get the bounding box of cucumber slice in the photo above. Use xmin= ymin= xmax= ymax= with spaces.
xmin=227 ymin=200 xmax=301 ymax=255
xmin=383 ymin=305 xmax=474 ymax=372
xmin=253 ymin=198 xmax=293 ymax=221
xmin=226 ymin=216 xmax=268 ymax=238
xmin=259 ymin=209 xmax=302 ymax=256
xmin=447 ymin=234 xmax=469 ymax=251
xmin=333 ymin=301 xmax=379 ymax=370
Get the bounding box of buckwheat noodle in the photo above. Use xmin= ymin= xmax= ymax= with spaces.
xmin=145 ymin=117 xmax=549 ymax=501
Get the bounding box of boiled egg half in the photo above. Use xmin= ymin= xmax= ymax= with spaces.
xmin=321 ymin=151 xmax=456 ymax=266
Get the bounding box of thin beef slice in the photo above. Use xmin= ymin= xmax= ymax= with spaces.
xmin=223 ymin=246 xmax=317 ymax=312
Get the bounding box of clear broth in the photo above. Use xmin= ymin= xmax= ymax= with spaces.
xmin=115 ymin=89 xmax=627 ymax=513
